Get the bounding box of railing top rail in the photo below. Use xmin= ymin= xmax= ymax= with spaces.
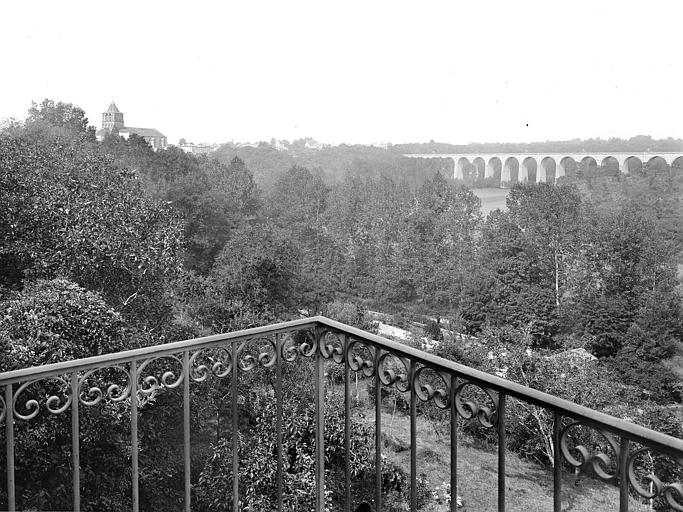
xmin=0 ymin=317 xmax=318 ymax=386
xmin=1 ymin=315 xmax=681 ymax=458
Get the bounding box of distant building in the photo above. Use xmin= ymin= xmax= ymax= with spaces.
xmin=96 ymin=102 xmax=167 ymax=151
xmin=178 ymin=142 xmax=214 ymax=155
xmin=272 ymin=139 xmax=289 ymax=151
xmin=304 ymin=139 xmax=325 ymax=150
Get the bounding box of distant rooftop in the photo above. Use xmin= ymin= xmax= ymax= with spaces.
xmin=119 ymin=127 xmax=166 ymax=138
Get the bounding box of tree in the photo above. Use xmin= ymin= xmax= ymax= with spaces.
xmin=477 ymin=209 xmax=556 ymax=342
xmin=505 ymin=183 xmax=582 ymax=308
xmin=266 ymin=165 xmax=337 ymax=310
xmin=0 ymin=134 xmax=184 ymax=328
xmin=25 ymin=98 xmax=96 ymax=142
xmin=563 ymin=200 xmax=681 ymax=358
xmin=165 ymin=156 xmax=261 ymax=273
xmin=208 ymin=223 xmax=300 ymax=325
xmin=396 ymin=173 xmax=482 ymax=309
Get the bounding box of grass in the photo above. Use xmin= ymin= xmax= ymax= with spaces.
xmin=341 ymin=375 xmax=651 ymax=512
xmin=366 ymin=411 xmax=652 ymax=512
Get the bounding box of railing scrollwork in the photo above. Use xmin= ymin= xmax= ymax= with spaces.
xmin=137 ymin=355 xmax=184 ymax=397
xmin=454 ymin=380 xmax=499 ymax=428
xmin=236 ymin=337 xmax=277 ymax=372
xmin=319 ymin=330 xmax=344 ymax=364
xmin=627 ymin=446 xmax=683 ymax=510
xmin=559 ymin=421 xmax=620 ymax=482
xmin=377 ymin=350 xmax=410 ymax=391
xmin=281 ymin=329 xmax=316 ymax=362
xmin=413 ymin=366 xmax=450 ymax=409
xmin=78 ymin=365 xmax=132 ymax=406
xmin=346 ymin=338 xmax=375 ymax=378
xmin=189 ymin=347 xmax=233 ymax=381
xmin=13 ymin=376 xmax=73 ymax=420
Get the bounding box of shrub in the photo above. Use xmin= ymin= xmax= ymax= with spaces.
xmin=323 ymin=300 xmax=377 ymax=333
xmin=0 ymin=279 xmax=190 ymax=512
xmin=0 ymin=279 xmax=133 ymax=511
xmin=194 ymin=391 xmax=374 ymax=511
xmin=0 ymin=279 xmax=129 ymax=371
xmin=424 ymin=320 xmax=443 ymax=342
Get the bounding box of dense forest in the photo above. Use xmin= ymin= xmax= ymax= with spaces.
xmin=1 ymin=100 xmax=681 ymax=510
xmin=213 ymin=142 xmax=447 ymax=192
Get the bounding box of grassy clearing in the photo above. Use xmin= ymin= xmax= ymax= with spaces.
xmin=354 ymin=406 xmax=651 ymax=512
xmin=471 ymin=188 xmax=510 ymax=216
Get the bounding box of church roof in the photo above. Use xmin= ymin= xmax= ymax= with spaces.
xmin=106 ymin=101 xmax=121 ymax=113
xmin=118 ymin=127 xmax=166 ymax=138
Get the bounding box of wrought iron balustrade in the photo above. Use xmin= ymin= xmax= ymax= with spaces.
xmin=1 ymin=316 xmax=682 ymax=511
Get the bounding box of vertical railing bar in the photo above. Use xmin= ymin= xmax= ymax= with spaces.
xmin=375 ymin=346 xmax=382 ymax=512
xmin=315 ymin=327 xmax=325 ymax=512
xmin=344 ymin=335 xmax=351 ymax=512
xmin=232 ymin=343 xmax=239 ymax=512
xmin=131 ymin=360 xmax=139 ymax=512
xmin=553 ymin=411 xmax=561 ymax=512
xmin=276 ymin=334 xmax=283 ymax=512
xmin=71 ymin=372 xmax=80 ymax=512
xmin=450 ymin=375 xmax=457 ymax=512
xmin=183 ymin=351 xmax=191 ymax=512
xmin=497 ymin=393 xmax=506 ymax=512
xmin=619 ymin=437 xmax=629 ymax=512
xmin=410 ymin=360 xmax=417 ymax=512
xmin=6 ymin=384 xmax=15 ymax=512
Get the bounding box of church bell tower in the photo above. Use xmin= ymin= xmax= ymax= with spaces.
xmin=101 ymin=101 xmax=124 ymax=131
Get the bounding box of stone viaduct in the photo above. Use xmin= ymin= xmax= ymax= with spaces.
xmin=403 ymin=152 xmax=683 ymax=185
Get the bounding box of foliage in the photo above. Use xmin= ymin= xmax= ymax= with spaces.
xmin=424 ymin=320 xmax=443 ymax=342
xmin=0 ymin=134 xmax=183 ymax=328
xmin=174 ymin=270 xmax=276 ymax=334
xmin=194 ymin=391 xmax=374 ymax=511
xmin=0 ymin=280 xmax=132 ymax=511
xmin=165 ymin=156 xmax=260 ymax=273
xmin=0 ymin=279 xmax=211 ymax=511
xmin=323 ymin=300 xmax=377 ymax=332
xmin=605 ymin=348 xmax=680 ymax=404
xmin=213 ymin=142 xmax=443 ymax=192
xmin=23 ymin=98 xmax=96 ymax=142
xmin=0 ymin=279 xmax=129 ymax=370
xmin=211 ymin=223 xmax=301 ymax=314
xmin=265 ymin=165 xmax=338 ymax=310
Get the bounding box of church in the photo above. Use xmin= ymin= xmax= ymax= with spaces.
xmin=96 ymin=101 xmax=168 ymax=150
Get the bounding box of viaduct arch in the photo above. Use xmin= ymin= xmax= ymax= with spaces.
xmin=404 ymin=152 xmax=683 ymax=185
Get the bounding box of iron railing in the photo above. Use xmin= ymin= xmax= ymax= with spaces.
xmin=1 ymin=316 xmax=682 ymax=511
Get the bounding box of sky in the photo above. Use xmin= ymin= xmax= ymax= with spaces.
xmin=1 ymin=1 xmax=681 ymax=146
